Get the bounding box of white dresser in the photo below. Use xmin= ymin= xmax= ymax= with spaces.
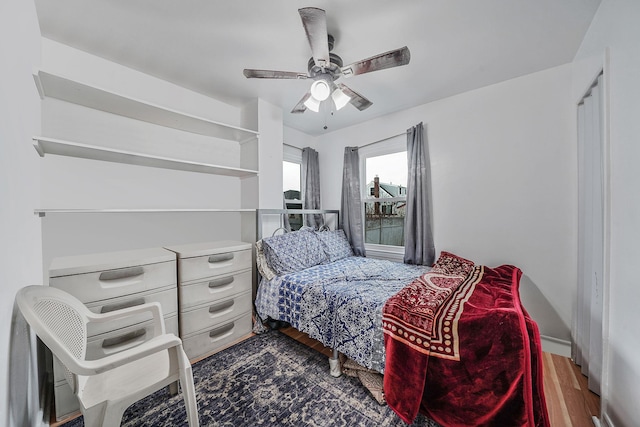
xmin=48 ymin=247 xmax=178 ymax=421
xmin=164 ymin=241 xmax=253 ymax=361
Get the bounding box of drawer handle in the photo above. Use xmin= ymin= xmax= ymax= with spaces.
xmin=209 ymin=323 xmax=234 ymax=339
xmin=101 ymin=329 xmax=146 ymax=349
xmin=208 ymin=253 xmax=234 ymax=263
xmin=99 ymin=266 xmax=144 ymax=281
xmin=100 ymin=298 xmax=146 ymax=313
xmin=209 ymin=300 xmax=234 ymax=314
xmin=208 ymin=276 xmax=234 ymax=288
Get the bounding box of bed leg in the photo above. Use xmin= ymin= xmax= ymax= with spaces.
xmin=329 ymin=348 xmax=341 ymax=377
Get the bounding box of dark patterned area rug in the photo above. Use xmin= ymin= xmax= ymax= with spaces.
xmin=62 ymin=330 xmax=440 ymax=426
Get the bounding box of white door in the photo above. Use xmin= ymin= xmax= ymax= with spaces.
xmin=574 ymin=73 xmax=604 ymax=395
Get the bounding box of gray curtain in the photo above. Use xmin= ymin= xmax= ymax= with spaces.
xmin=340 ymin=147 xmax=366 ymax=256
xmin=403 ymin=122 xmax=435 ymax=265
xmin=302 ymin=147 xmax=323 ymax=228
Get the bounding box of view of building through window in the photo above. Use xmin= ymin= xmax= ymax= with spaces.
xmin=364 ymin=151 xmax=407 ymax=247
xmin=283 ymin=161 xmax=303 ymax=230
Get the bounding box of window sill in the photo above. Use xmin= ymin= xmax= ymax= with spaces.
xmin=365 ymin=244 xmax=404 ymax=262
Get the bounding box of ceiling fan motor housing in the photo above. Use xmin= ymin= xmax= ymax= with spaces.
xmin=307 ymin=35 xmax=343 ymax=80
xmin=308 ymin=53 xmax=343 ymax=79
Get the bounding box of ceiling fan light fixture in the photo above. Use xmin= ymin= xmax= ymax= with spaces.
xmin=303 ymin=95 xmax=322 ymax=112
xmin=310 ymin=80 xmax=331 ymax=101
xmin=244 ymin=8 xmax=411 ymax=116
xmin=331 ymin=88 xmax=351 ymax=110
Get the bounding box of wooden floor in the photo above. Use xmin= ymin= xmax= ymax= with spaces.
xmin=280 ymin=326 xmax=601 ymax=427
xmin=542 ymin=352 xmax=601 ymax=426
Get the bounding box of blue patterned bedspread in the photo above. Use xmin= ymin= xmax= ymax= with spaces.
xmin=255 ymin=256 xmax=431 ymax=373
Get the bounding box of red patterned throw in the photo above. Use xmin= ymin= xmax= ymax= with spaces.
xmin=382 ymin=252 xmax=549 ymax=427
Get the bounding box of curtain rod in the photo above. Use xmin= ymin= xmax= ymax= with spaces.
xmin=358 ymin=131 xmax=406 ymax=149
xmin=284 ymin=130 xmax=405 ymax=150
xmin=283 ymin=142 xmax=303 ymax=150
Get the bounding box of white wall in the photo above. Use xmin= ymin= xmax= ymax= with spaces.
xmin=37 ymin=41 xmax=253 ymax=276
xmin=40 ymin=39 xmax=241 ymax=127
xmin=284 ymin=125 xmax=317 ymax=150
xmin=0 ymin=1 xmax=42 ymax=426
xmin=316 ymin=64 xmax=576 ymax=340
xmin=256 ymin=99 xmax=285 ymax=210
xmin=574 ymin=1 xmax=640 ymax=425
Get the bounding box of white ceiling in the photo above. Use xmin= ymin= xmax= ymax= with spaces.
xmin=34 ymin=0 xmax=601 ymax=136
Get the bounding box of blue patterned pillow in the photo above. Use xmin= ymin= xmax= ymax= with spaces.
xmin=262 ymin=229 xmax=328 ymax=275
xmin=315 ymin=229 xmax=354 ymax=262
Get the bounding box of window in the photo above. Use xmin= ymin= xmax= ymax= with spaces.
xmin=283 ymin=145 xmax=303 ymax=230
xmin=283 ymin=161 xmax=301 ymax=204
xmin=360 ymin=138 xmax=407 ymax=251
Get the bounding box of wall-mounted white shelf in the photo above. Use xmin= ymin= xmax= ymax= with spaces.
xmin=33 ymin=136 xmax=259 ymax=177
xmin=34 ymin=208 xmax=257 ymax=217
xmin=33 ymin=70 xmax=259 ymax=142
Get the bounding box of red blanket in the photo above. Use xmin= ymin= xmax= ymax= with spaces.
xmin=382 ymin=252 xmax=549 ymax=427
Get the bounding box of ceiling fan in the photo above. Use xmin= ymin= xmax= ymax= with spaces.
xmin=243 ymin=7 xmax=411 ymax=114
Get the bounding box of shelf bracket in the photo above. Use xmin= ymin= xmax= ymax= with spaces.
xmin=32 ymin=71 xmax=45 ymax=100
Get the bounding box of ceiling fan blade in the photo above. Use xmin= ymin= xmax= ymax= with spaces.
xmin=243 ymin=69 xmax=308 ymax=79
xmin=337 ymin=83 xmax=373 ymax=111
xmin=291 ymin=92 xmax=312 ymax=114
xmin=298 ymin=7 xmax=330 ymax=68
xmin=341 ymin=46 xmax=411 ymax=77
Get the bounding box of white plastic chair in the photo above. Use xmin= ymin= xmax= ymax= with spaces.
xmin=16 ymin=285 xmax=199 ymax=427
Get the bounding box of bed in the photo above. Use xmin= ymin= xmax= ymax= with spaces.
xmin=254 ymin=209 xmax=549 ymax=427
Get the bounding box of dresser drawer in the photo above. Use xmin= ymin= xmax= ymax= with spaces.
xmin=50 ymin=260 xmax=176 ymax=304
xmin=182 ymin=313 xmax=252 ymax=361
xmin=180 ymin=291 xmax=251 ymax=337
xmin=177 ymin=249 xmax=251 ymax=283
xmin=53 ymin=314 xmax=179 ymax=385
xmin=86 ymin=313 xmax=179 ymax=360
xmin=179 ymin=269 xmax=251 ymax=310
xmin=85 ymin=286 xmax=178 ymax=337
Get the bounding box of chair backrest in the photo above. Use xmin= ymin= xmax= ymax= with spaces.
xmin=16 ymin=286 xmax=89 ymax=392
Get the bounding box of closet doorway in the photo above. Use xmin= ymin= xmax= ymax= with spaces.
xmin=574 ymin=72 xmax=607 ymax=397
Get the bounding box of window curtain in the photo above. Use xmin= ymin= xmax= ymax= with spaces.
xmin=574 ymin=74 xmax=604 ymax=395
xmin=403 ymin=122 xmax=435 ymax=266
xmin=302 ymin=147 xmax=323 ymax=228
xmin=340 ymin=147 xmax=366 ymax=256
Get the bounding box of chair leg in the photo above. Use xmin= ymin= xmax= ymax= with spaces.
xmin=83 ymin=399 xmax=126 ymax=427
xmin=179 ymin=361 xmax=199 ymax=427
xmin=101 ymin=403 xmax=128 ymax=427
xmin=81 ymin=402 xmax=107 ymax=427
xmin=168 ymin=380 xmax=179 ymax=395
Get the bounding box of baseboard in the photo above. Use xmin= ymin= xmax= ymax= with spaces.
xmin=540 ymin=335 xmax=571 ymax=357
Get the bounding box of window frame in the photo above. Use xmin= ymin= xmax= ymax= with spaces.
xmin=283 ymin=145 xmax=304 ymax=230
xmin=283 ymin=145 xmax=303 ymax=207
xmin=359 ymin=136 xmax=407 ymax=257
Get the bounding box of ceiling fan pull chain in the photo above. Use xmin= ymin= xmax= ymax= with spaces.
xmin=322 ymin=100 xmax=329 ymax=130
